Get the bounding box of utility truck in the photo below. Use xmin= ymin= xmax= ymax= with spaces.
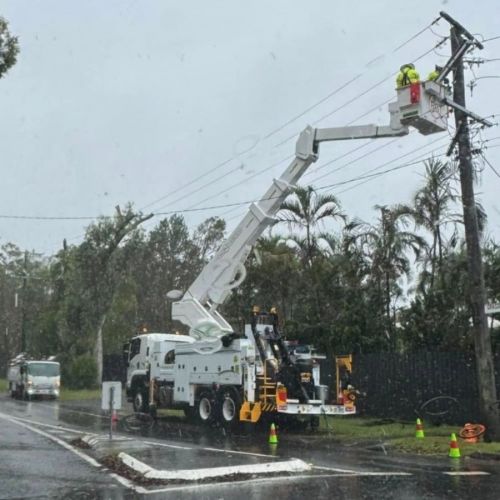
xmin=124 ymin=80 xmax=451 ymax=427
xmin=7 ymin=354 xmax=61 ymax=400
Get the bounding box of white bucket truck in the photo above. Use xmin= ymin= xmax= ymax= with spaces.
xmin=124 ymin=80 xmax=450 ymax=427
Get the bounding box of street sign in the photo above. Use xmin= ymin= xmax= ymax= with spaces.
xmin=101 ymin=381 xmax=122 ymax=410
xmin=485 ymin=303 xmax=500 ymax=315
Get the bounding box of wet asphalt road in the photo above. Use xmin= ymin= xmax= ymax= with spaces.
xmin=1 ymin=394 xmax=499 ymax=499
xmin=0 ymin=414 xmax=129 ymax=499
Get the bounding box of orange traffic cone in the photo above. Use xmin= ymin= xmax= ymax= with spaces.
xmin=415 ymin=418 xmax=425 ymax=439
xmin=449 ymin=433 xmax=461 ymax=458
xmin=269 ymin=423 xmax=278 ymax=444
xmin=111 ymin=409 xmax=119 ymax=424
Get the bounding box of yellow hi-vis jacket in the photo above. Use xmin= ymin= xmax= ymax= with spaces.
xmin=396 ymin=66 xmax=420 ymax=88
xmin=428 ymin=69 xmax=440 ymax=81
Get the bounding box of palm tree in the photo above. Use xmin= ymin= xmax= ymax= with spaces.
xmin=353 ymin=205 xmax=427 ymax=344
xmin=410 ymin=159 xmax=459 ymax=288
xmin=275 ymin=185 xmax=345 ymax=267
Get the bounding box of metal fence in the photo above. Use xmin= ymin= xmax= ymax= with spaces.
xmin=350 ymin=351 xmax=500 ymax=424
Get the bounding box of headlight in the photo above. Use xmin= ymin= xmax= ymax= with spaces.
xmin=55 ymin=380 xmax=60 ymax=388
xmin=27 ymin=380 xmax=33 ymax=386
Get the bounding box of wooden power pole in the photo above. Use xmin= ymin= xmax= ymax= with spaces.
xmin=441 ymin=11 xmax=500 ymax=439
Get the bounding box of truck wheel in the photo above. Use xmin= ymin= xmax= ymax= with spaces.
xmin=196 ymin=390 xmax=216 ymax=424
xmin=217 ymin=387 xmax=242 ymax=427
xmin=133 ymin=389 xmax=148 ymax=413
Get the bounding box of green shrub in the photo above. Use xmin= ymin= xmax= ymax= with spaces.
xmin=64 ymin=355 xmax=97 ymax=389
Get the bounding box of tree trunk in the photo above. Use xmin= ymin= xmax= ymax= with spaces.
xmin=95 ymin=313 xmax=107 ymax=385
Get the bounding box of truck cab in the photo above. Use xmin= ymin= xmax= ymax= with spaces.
xmin=123 ymin=333 xmax=194 ymax=412
xmin=8 ymin=359 xmax=60 ymax=400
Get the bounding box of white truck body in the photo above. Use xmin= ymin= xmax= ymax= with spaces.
xmin=7 ymin=358 xmax=60 ymax=400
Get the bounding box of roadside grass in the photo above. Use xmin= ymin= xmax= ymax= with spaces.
xmin=60 ymin=387 xmax=101 ymax=401
xmin=157 ymin=408 xmax=185 ymax=418
xmin=0 ymin=378 xmax=7 ymax=392
xmin=319 ymin=416 xmax=500 ymax=456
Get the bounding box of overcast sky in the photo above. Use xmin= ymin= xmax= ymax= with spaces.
xmin=0 ymin=0 xmax=499 ymax=256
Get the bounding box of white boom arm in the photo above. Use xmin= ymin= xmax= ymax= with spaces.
xmin=171 ymin=89 xmax=448 ymax=333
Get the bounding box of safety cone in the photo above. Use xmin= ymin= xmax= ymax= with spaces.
xmin=269 ymin=423 xmax=278 ymax=445
xmin=449 ymin=433 xmax=461 ymax=458
xmin=415 ymin=418 xmax=425 ymax=439
xmin=111 ymin=409 xmax=119 ymax=424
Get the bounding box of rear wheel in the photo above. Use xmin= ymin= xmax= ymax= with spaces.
xmin=133 ymin=388 xmax=148 ymax=413
xmin=195 ymin=390 xmax=216 ymax=425
xmin=217 ymin=386 xmax=242 ymax=428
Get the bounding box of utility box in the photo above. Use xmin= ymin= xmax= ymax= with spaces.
xmin=397 ymin=81 xmax=448 ymax=135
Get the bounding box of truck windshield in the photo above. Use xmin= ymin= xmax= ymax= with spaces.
xmin=189 ymin=321 xmax=227 ymax=340
xmin=295 ymin=345 xmax=311 ymax=354
xmin=27 ymin=363 xmax=60 ymax=377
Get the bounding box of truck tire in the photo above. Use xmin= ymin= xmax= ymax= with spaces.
xmin=195 ymin=389 xmax=216 ymax=425
xmin=217 ymin=386 xmax=242 ymax=428
xmin=132 ymin=388 xmax=148 ymax=413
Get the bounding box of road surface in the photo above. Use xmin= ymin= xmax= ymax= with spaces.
xmin=1 ymin=394 xmax=499 ymax=499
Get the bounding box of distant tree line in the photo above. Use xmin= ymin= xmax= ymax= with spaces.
xmin=1 ymin=159 xmax=499 ymax=387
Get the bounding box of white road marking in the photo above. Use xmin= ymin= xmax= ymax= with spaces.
xmin=0 ymin=411 xmax=102 ymax=469
xmin=313 ymin=465 xmax=359 ymax=474
xmin=7 ymin=414 xmax=97 ymax=436
xmin=142 ymin=439 xmax=192 ymax=450
xmin=134 ymin=473 xmax=345 ymax=495
xmin=35 ymin=401 xmax=107 ymax=419
xmin=119 ymin=452 xmax=311 ymax=480
xmin=443 ymin=471 xmax=490 ymax=476
xmin=201 ymin=446 xmax=277 ymax=458
xmin=0 ymin=411 xmax=143 ymax=492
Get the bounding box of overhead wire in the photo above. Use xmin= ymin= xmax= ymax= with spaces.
xmin=151 ymin=33 xmax=448 ymax=217
xmin=483 ymin=35 xmax=500 ymax=43
xmin=0 ymin=141 xmax=452 ymax=222
xmin=140 ymin=19 xmax=447 ymax=214
xmin=13 ymin=135 xmax=496 ymax=225
xmin=35 ymin=16 xmax=456 ymax=252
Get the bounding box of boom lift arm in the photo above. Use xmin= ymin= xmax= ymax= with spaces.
xmin=171 ymin=100 xmax=415 ymax=333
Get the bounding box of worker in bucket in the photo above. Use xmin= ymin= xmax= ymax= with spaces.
xmin=396 ymin=63 xmax=420 ymax=88
xmin=428 ymin=64 xmax=451 ymax=93
xmin=428 ymin=64 xmax=450 ymax=85
xmin=427 ymin=64 xmax=443 ymax=81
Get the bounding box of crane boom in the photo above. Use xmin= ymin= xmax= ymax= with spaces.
xmin=171 ymin=86 xmax=448 ymax=333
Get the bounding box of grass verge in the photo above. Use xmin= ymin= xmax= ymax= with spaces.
xmin=319 ymin=416 xmax=500 ymax=457
xmin=0 ymin=378 xmax=7 ymax=392
xmin=60 ymin=387 xmax=101 ymax=401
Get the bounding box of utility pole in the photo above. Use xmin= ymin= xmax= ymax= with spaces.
xmin=20 ymin=250 xmax=28 ymax=353
xmin=441 ymin=11 xmax=500 ymax=439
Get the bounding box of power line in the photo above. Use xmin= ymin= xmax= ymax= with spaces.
xmin=480 ymin=153 xmax=500 ymax=179
xmin=7 ymin=134 xmax=495 ymax=225
xmin=483 ymin=35 xmax=500 ymax=43
xmin=0 ymin=147 xmax=447 ymax=222
xmin=272 ymin=37 xmax=449 ymax=149
xmin=140 ymin=23 xmax=448 ymax=213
